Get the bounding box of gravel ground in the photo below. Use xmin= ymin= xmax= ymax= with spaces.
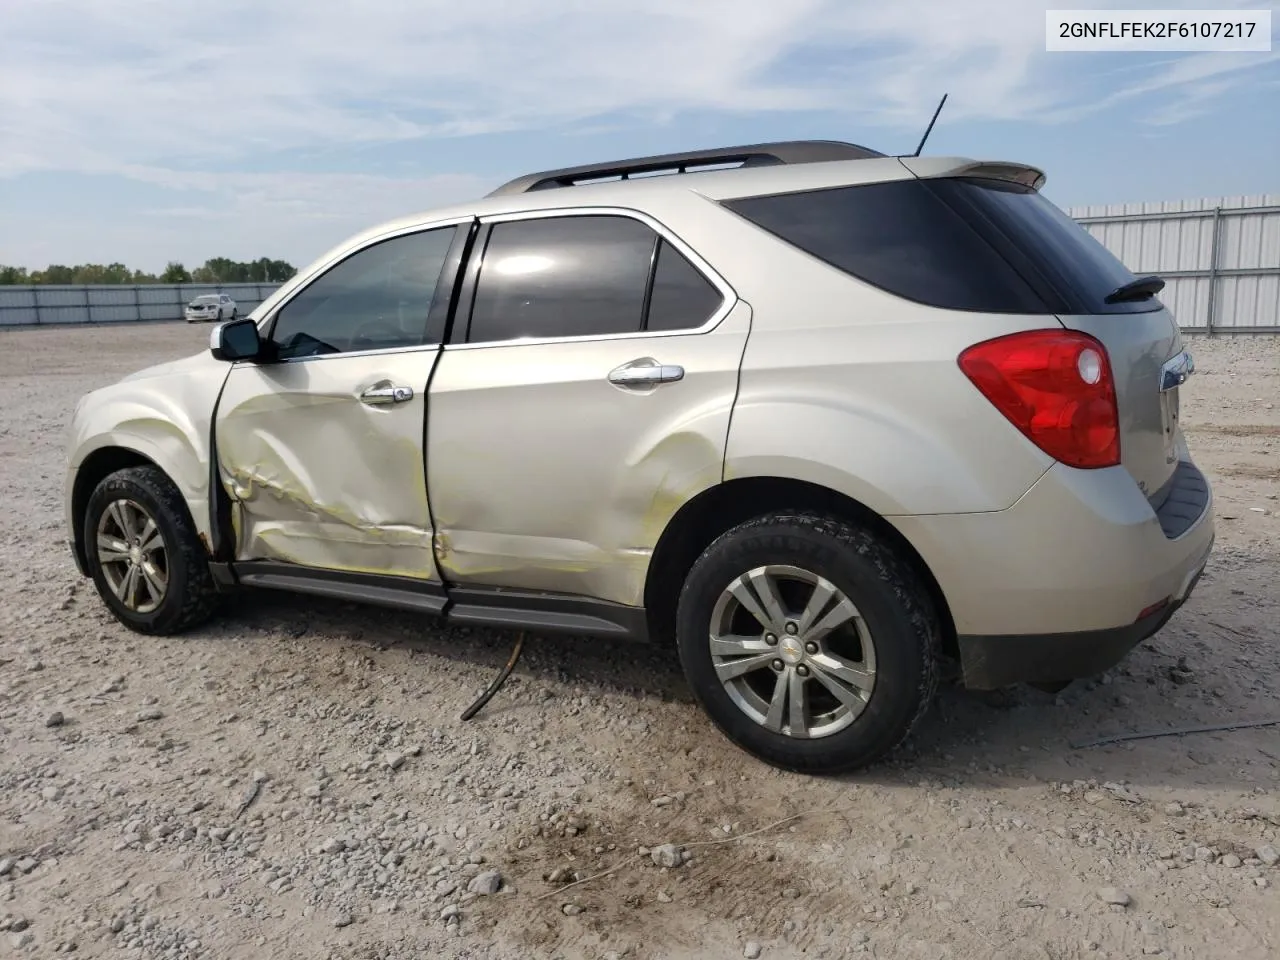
xmin=1 ymin=323 xmax=1278 ymax=960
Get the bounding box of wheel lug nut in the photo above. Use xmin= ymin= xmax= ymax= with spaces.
xmin=805 ymin=642 xmax=818 ymax=655
xmin=764 ymin=634 xmax=778 ymax=646
xmin=784 ymin=622 xmax=799 ymax=635
xmin=796 ymin=665 xmax=810 ymax=677
xmin=771 ymin=659 xmax=784 ymax=672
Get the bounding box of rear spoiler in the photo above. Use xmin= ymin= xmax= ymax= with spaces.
xmin=898 ymin=157 xmax=1047 ymax=191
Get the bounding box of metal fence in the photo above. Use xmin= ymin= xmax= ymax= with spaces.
xmin=0 ymin=282 xmax=281 ymax=327
xmin=1067 ymin=194 xmax=1280 ymax=334
xmin=3 ymin=194 xmax=1278 ymax=331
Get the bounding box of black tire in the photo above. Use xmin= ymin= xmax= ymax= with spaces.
xmin=230 ymin=309 xmax=237 ymax=321
xmin=83 ymin=465 xmax=221 ymax=635
xmin=675 ymin=513 xmax=941 ymax=774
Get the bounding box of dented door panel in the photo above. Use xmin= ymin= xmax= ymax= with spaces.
xmin=426 ymin=302 xmax=751 ymax=606
xmin=215 ymin=349 xmax=440 ymax=579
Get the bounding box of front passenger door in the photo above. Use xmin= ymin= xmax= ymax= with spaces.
xmin=214 ymin=222 xmax=465 ymax=581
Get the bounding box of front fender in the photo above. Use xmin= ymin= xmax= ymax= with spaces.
xmin=65 ymin=352 xmax=231 ymax=563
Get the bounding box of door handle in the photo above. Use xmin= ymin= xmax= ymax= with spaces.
xmin=359 ymin=381 xmax=414 ymax=406
xmin=608 ymin=359 xmax=685 ymax=387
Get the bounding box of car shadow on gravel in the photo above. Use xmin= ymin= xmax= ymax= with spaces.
xmin=207 ymin=583 xmax=1277 ymax=795
xmin=213 ymin=588 xmax=694 ymax=703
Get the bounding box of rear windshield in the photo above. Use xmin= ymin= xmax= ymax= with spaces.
xmin=723 ymin=177 xmax=1159 ymax=315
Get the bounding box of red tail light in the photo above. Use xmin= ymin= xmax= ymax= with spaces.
xmin=958 ymin=330 xmax=1120 ymax=469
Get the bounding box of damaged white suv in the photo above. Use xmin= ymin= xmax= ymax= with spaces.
xmin=65 ymin=141 xmax=1213 ymax=773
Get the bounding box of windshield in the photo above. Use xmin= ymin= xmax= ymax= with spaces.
xmin=192 ymin=296 xmax=219 ymax=305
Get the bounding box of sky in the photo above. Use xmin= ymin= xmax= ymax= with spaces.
xmin=0 ymin=0 xmax=1277 ymax=273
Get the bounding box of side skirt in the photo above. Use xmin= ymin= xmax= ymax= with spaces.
xmin=216 ymin=561 xmax=649 ymax=641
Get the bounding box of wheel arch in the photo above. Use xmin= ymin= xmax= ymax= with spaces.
xmin=643 ymin=476 xmax=956 ymax=659
xmin=70 ymin=445 xmax=210 ymax=576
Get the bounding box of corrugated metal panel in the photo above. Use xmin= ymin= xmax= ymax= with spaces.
xmin=1068 ymin=195 xmax=1280 ymax=331
xmin=0 ymin=282 xmax=279 ymax=326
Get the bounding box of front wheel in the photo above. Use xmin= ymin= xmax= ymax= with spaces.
xmin=676 ymin=513 xmax=941 ymax=774
xmin=83 ymin=465 xmax=221 ymax=635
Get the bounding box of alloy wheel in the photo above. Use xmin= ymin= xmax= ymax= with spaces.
xmin=96 ymin=499 xmax=168 ymax=614
xmin=708 ymin=564 xmax=877 ymax=739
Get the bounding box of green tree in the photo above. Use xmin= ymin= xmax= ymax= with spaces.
xmin=5 ymin=256 xmax=296 ymax=285
xmin=35 ymin=265 xmax=75 ymax=284
xmin=160 ymin=261 xmax=192 ymax=284
xmin=70 ymin=262 xmax=132 ymax=284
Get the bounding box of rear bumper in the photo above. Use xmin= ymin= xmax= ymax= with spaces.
xmin=955 ymin=552 xmax=1207 ymax=689
xmin=889 ymin=457 xmax=1214 ymax=686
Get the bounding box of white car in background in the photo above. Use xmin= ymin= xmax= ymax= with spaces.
xmin=185 ymin=294 xmax=237 ymax=323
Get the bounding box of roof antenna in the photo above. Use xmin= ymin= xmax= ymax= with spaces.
xmin=911 ymin=93 xmax=948 ymax=157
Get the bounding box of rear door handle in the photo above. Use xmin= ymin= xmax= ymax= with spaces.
xmin=608 ymin=358 xmax=685 ymax=387
xmin=359 ymin=381 xmax=414 ymax=406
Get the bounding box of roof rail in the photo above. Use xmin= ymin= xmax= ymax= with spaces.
xmin=486 ymin=140 xmax=885 ymax=197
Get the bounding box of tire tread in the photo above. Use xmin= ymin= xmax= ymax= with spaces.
xmin=86 ymin=465 xmax=220 ymax=635
xmin=676 ymin=511 xmax=942 ymax=774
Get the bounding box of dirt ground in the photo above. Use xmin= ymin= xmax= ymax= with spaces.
xmin=1 ymin=323 xmax=1277 ymax=960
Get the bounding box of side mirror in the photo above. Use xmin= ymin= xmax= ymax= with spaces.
xmin=210 ymin=317 xmax=264 ymax=362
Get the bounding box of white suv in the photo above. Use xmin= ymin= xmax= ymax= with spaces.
xmin=65 ymin=141 xmax=1213 ymax=773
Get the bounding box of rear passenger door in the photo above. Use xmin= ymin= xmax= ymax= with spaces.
xmin=426 ymin=209 xmax=750 ymax=608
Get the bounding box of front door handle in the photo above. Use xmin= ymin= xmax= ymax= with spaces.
xmin=608 ymin=358 xmax=685 ymax=387
xmin=359 ymin=381 xmax=414 ymax=406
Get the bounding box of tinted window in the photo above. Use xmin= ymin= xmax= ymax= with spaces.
xmin=271 ymin=226 xmax=457 ymax=359
xmin=645 ymin=240 xmax=724 ymax=331
xmin=929 ymin=177 xmax=1154 ymax=314
xmin=468 ymin=216 xmax=656 ymax=343
xmin=725 ymin=180 xmax=1049 ymax=314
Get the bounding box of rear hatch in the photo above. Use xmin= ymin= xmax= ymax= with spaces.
xmin=722 ymin=158 xmax=1185 ymax=500
xmin=915 ymin=168 xmax=1182 ymax=499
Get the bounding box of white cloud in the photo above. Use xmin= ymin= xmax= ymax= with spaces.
xmin=0 ymin=0 xmax=1275 ymax=266
xmin=3 ymin=0 xmax=1274 ymax=179
xmin=0 ymin=169 xmax=491 ymax=270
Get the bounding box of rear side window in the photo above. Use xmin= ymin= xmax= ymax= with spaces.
xmin=724 ymin=178 xmax=1154 ymax=315
xmin=468 ymin=215 xmax=655 ymax=342
xmin=646 ymin=239 xmax=724 ymax=332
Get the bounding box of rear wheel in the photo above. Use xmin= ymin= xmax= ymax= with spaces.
xmin=675 ymin=513 xmax=940 ymax=774
xmin=84 ymin=465 xmax=220 ymax=635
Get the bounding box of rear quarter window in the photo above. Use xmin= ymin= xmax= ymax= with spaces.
xmin=724 ymin=178 xmax=1157 ymax=316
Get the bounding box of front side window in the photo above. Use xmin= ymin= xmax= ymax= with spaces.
xmin=271 ymin=226 xmax=458 ymax=359
xmin=467 ymin=215 xmax=656 ymax=343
